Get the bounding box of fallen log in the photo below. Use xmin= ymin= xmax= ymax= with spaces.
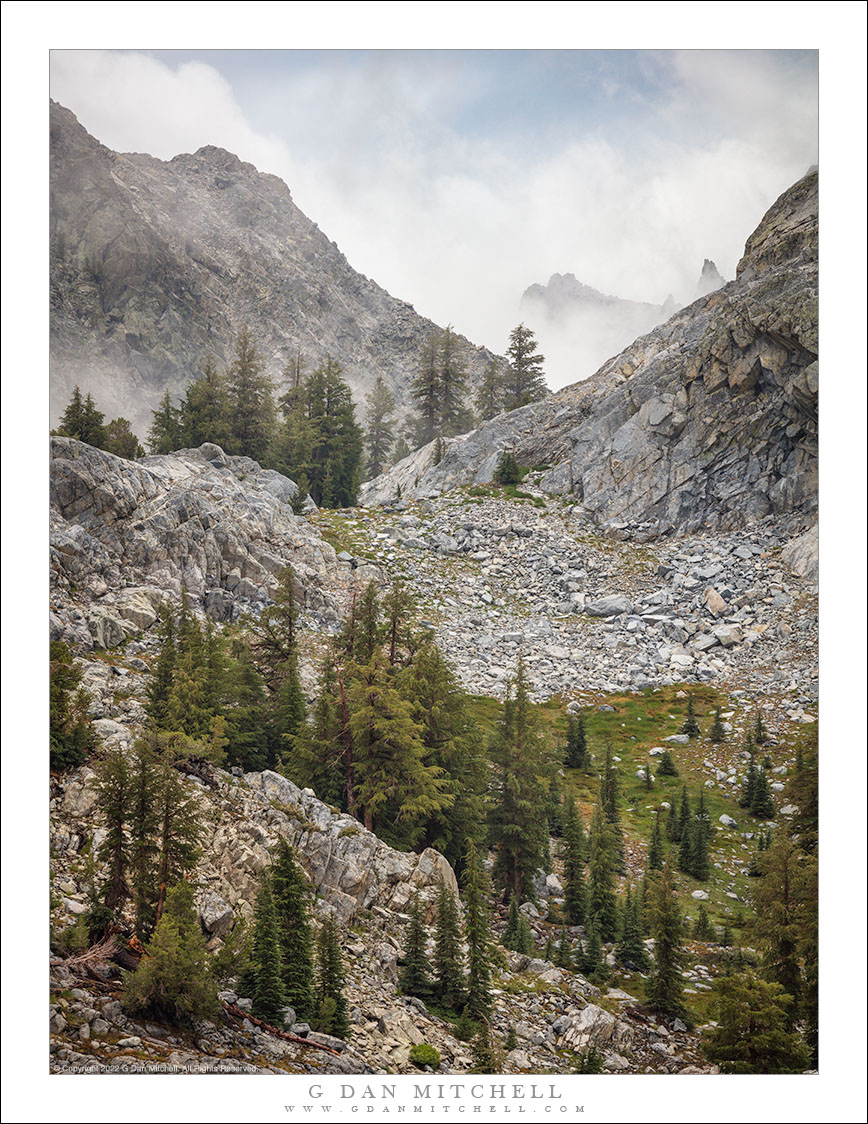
xmin=223 ymin=1004 xmax=341 ymax=1056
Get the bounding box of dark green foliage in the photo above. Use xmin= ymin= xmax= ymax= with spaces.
xmin=643 ymin=763 xmax=653 ymax=790
xmin=786 ymin=725 xmax=818 ymax=854
xmin=501 ymin=894 xmax=532 ymax=953
xmin=490 ymin=657 xmax=550 ymax=903
xmin=678 ymin=789 xmax=710 ymax=881
xmin=315 ymin=917 xmax=349 ymax=1038
xmin=49 ymin=641 xmax=95 ymax=770
xmin=251 ymin=566 xmax=307 ymax=752
xmin=753 ymin=709 xmax=769 ymax=746
xmin=180 ymin=355 xmax=232 ymax=449
xmin=409 ymin=1043 xmax=441 ymax=1069
xmin=657 ymin=750 xmax=678 ymax=777
xmin=475 ymin=360 xmax=505 ymax=421
xmin=56 ymin=385 xmax=106 ymax=447
xmin=578 ymin=922 xmax=608 ymax=985
xmin=399 ymin=894 xmax=432 ymax=998
xmin=493 ymin=450 xmax=522 ymax=486
xmin=271 ymin=839 xmax=315 ymax=1019
xmin=616 ymin=885 xmax=650 ymax=971
xmin=665 ymin=798 xmax=680 ymax=843
xmin=646 ymin=813 xmax=664 ymax=873
xmin=225 ymin=326 xmax=276 ymax=465
xmin=750 ymin=767 xmax=776 ymax=820
xmin=680 ymin=694 xmax=701 ymax=738
xmin=129 ymin=735 xmax=160 ymax=938
xmin=103 ymin=417 xmax=145 ymax=459
xmin=564 ymin=713 xmax=588 ymax=770
xmin=364 ymin=375 xmax=396 ymax=479
xmin=292 ymin=657 xmax=348 ymax=809
xmin=503 ymin=323 xmax=547 ymax=410
xmin=709 ymin=706 xmax=726 ymax=743
xmin=122 ymin=881 xmax=218 ymax=1023
xmin=504 ymin=1025 xmax=518 ymax=1052
xmin=693 ymin=903 xmax=714 ymax=941
xmin=92 ymin=747 xmax=132 ymax=913
xmin=453 ymin=1007 xmax=477 ymax=1042
xmin=434 ymin=879 xmax=466 ymax=1012
xmin=148 ymin=388 xmax=183 ymax=454
xmin=248 ymin=880 xmax=288 ymax=1024
xmin=462 ymin=843 xmax=493 ymax=1022
xmin=575 ymin=1044 xmax=604 ymax=1073
xmin=408 ymin=328 xmax=474 ymax=449
xmin=562 ymin=798 xmax=586 ymax=926
xmin=470 ymin=1020 xmax=500 ymax=1074
xmin=555 ymin=926 xmax=573 ymax=969
xmin=151 ymin=732 xmax=206 ymax=925
xmin=587 ymin=800 xmax=619 ymax=941
xmin=703 ymin=972 xmax=810 ymax=1073
xmin=645 ymin=865 xmax=688 ymax=1024
xmin=392 ymin=437 xmax=411 ymax=465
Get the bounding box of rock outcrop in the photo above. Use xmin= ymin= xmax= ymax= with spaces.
xmin=49 ymin=100 xmax=502 ymax=434
xmin=362 ymin=172 xmax=818 ymax=538
xmin=49 ymin=437 xmax=369 ymax=649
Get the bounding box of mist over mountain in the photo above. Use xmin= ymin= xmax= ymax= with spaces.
xmin=49 ymin=101 xmax=502 ymax=436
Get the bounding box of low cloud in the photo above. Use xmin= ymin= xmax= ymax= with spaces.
xmin=49 ymin=49 xmax=817 ymax=390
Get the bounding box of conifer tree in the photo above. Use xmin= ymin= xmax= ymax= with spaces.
xmin=657 ymin=750 xmax=679 ymax=777
xmin=349 ymin=650 xmax=451 ymax=843
xmin=391 ymin=436 xmax=411 ymax=465
xmin=224 ymin=640 xmax=271 ymax=772
xmin=148 ymin=388 xmax=182 ymax=454
xmin=750 ymin=767 xmax=776 ymax=820
xmin=555 ymin=926 xmax=573 ymax=969
xmin=438 ymin=325 xmax=474 ymax=436
xmin=709 ymin=706 xmax=726 ymax=743
xmin=462 ymin=842 xmax=494 ymax=1022
xmin=470 ymin=1020 xmax=500 ymax=1074
xmin=703 ymin=972 xmax=810 ymax=1073
xmin=739 ymin=751 xmax=758 ymax=810
xmin=151 ymin=734 xmax=205 ymax=924
xmin=665 ymin=797 xmax=681 ymax=842
xmin=490 ymin=657 xmax=549 ymax=903
xmin=587 ymin=800 xmax=619 ymax=941
xmin=248 ymin=879 xmax=288 ymax=1024
xmin=92 ymin=746 xmax=132 ymax=912
xmin=409 ymin=332 xmax=442 ymax=448
xmin=363 ymin=375 xmax=396 ymax=478
xmin=123 ymin=880 xmax=218 ymax=1023
xmin=647 ymin=812 xmax=664 ymax=872
xmin=680 ymin=694 xmax=701 ymax=738
xmin=616 ymin=885 xmax=650 ymax=971
xmin=315 ymin=917 xmax=349 ymax=1037
xmin=693 ymin=903 xmax=714 ymax=941
xmin=579 ymin=922 xmax=608 ymax=984
xmin=103 ymin=417 xmax=145 ymax=459
xmin=225 ymin=327 xmax=276 ymax=464
xmin=292 ymin=657 xmax=348 ymax=808
xmin=146 ymin=603 xmax=177 ymax=730
xmin=271 ymin=839 xmax=315 ymax=1019
xmin=129 ymin=734 xmax=160 ymax=938
xmin=564 ymin=713 xmax=588 ymax=770
xmin=399 ymin=894 xmax=431 ymax=998
xmin=181 ymin=355 xmax=231 ymax=449
xmin=501 ymin=894 xmax=524 ymax=951
xmin=49 ymin=641 xmax=96 ymax=770
xmin=433 ymin=878 xmax=465 ymax=1011
xmin=475 ymin=360 xmax=504 ymax=422
xmin=753 ymin=709 xmax=769 ymax=746
xmin=562 ymin=798 xmax=586 ymax=926
xmin=492 ymin=450 xmax=522 ymax=485
xmin=645 ymin=864 xmax=688 ymax=1023
xmin=56 ymin=385 xmax=87 ymax=440
xmin=503 ymin=323 xmax=547 ymax=410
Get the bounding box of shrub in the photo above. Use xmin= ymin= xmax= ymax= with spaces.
xmin=409 ymin=1043 xmax=441 ymax=1068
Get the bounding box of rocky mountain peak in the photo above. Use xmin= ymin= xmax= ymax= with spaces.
xmin=694 ymin=258 xmax=725 ymax=298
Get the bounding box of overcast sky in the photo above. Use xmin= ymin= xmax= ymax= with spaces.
xmin=49 ymin=48 xmax=817 ymax=387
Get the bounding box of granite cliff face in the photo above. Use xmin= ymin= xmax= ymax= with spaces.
xmin=49 ymin=101 xmax=501 ymax=435
xmin=49 ymin=437 xmax=377 ymax=652
xmin=362 ymin=172 xmax=818 ymax=538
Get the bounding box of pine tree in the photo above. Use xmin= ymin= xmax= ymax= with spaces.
xmin=665 ymin=797 xmax=681 ymax=842
xmin=304 ymin=357 xmax=363 ymax=507
xmin=615 ymin=886 xmax=650 ymax=971
xmin=470 ymin=1020 xmax=500 ymax=1074
xmin=271 ymin=839 xmax=315 ymax=1020
xmin=750 ymin=767 xmax=776 ymax=820
xmin=364 ymin=375 xmax=396 ymax=479
xmin=504 ymin=1025 xmax=518 ymax=1053
xmin=146 ymin=603 xmax=177 ymax=730
xmin=349 ymin=650 xmax=451 ymax=844
xmin=49 ymin=641 xmax=95 ymax=770
xmin=434 ymin=878 xmax=465 ymax=1011
xmin=56 ymin=385 xmax=86 ymax=440
xmin=148 ymin=388 xmax=182 ymax=454
xmin=562 ymin=798 xmax=586 ymax=926
xmin=555 ymin=926 xmax=573 ymax=969
xmin=151 ymin=732 xmax=205 ymax=925
xmin=709 ymin=706 xmax=726 ymax=743
xmin=314 ymin=917 xmax=349 ymax=1037
xmin=462 ymin=842 xmax=494 ymax=1022
xmin=693 ymin=903 xmax=714 ymax=941
xmin=391 ymin=437 xmax=411 ymax=465
xmin=587 ymin=800 xmax=619 ymax=941
xmin=501 ymin=895 xmax=532 ymax=953
xmin=252 ymin=566 xmax=306 ymax=749
xmin=492 ymin=450 xmax=522 ymax=485
xmin=409 ymin=332 xmax=442 ymax=448
xmin=564 ymin=713 xmax=588 ymax=770
xmin=753 ymin=709 xmax=769 ymax=746
xmin=657 ymin=750 xmax=679 ymax=777
xmin=292 ymin=657 xmax=348 ymax=809
xmin=181 ymin=355 xmax=231 ymax=449
xmin=503 ymin=323 xmax=547 ymax=410
xmin=123 ymin=880 xmax=218 ymax=1023
xmin=703 ymin=972 xmax=810 ymax=1073
xmin=438 ymin=325 xmax=473 ymax=436
xmin=92 ymin=747 xmax=132 ymax=912
xmin=647 ymin=812 xmax=664 ymax=872
xmin=680 ymin=694 xmax=701 ymax=738
xmin=224 ymin=639 xmax=271 ymax=772
xmin=226 ymin=327 xmax=276 ymax=464
xmin=739 ymin=752 xmax=758 ymax=809
xmin=579 ymin=922 xmax=608 ymax=985
xmin=248 ymin=879 xmax=288 ymax=1024
xmin=475 ymin=361 xmax=504 ymax=421
xmin=643 ymin=763 xmax=653 ymax=790
xmin=490 ymin=657 xmax=549 ymax=903
xmin=103 ymin=417 xmax=145 ymax=459
xmin=399 ymin=893 xmax=432 ymax=998
xmin=645 ymin=864 xmax=688 ymax=1024
xmin=129 ymin=735 xmax=160 ymax=938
